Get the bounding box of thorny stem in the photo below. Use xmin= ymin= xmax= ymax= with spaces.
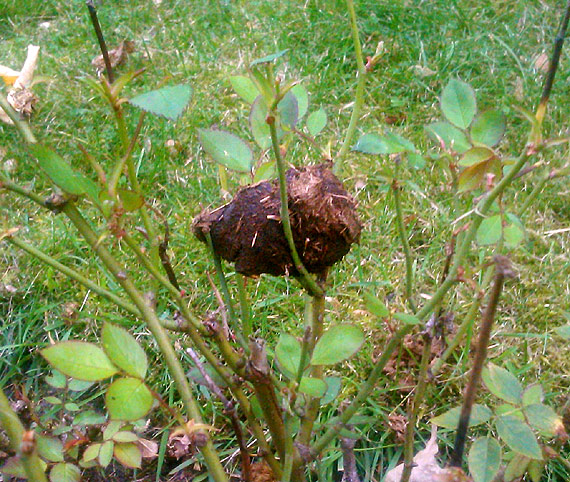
xmin=0 ymin=389 xmax=48 ymax=482
xmin=393 ymin=160 xmax=417 ymax=313
xmin=450 ymin=256 xmax=515 ymax=467
xmin=400 ymin=334 xmax=432 ymax=482
xmin=268 ymin=117 xmax=324 ymax=298
xmin=86 ymin=0 xmax=114 ymax=83
xmin=312 ymin=149 xmax=532 ymax=458
xmin=7 ymin=235 xmax=139 ymax=316
xmin=334 ymin=0 xmax=367 ymax=174
xmin=62 ymin=203 xmax=228 ymax=481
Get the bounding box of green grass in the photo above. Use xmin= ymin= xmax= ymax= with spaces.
xmin=2 ymin=0 xmax=570 ymax=480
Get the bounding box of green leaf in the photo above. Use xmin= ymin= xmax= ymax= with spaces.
xmin=393 ymin=313 xmax=421 ymax=325
xmin=112 ymin=431 xmax=139 ymax=443
xmin=320 ymin=376 xmax=342 ymax=405
xmin=41 ymin=342 xmax=118 ymax=381
xmin=364 ymin=291 xmax=389 ymax=318
xmin=522 ymin=385 xmax=544 ymax=406
xmin=253 ymin=161 xmax=276 ymax=183
xmin=425 ymin=121 xmax=471 ymax=153
xmin=504 ymin=453 xmax=531 ymax=481
xmin=229 ymin=75 xmax=259 ymax=104
xmin=114 ymin=442 xmax=142 ymax=468
xmin=311 ymin=325 xmax=365 ymax=365
xmin=45 ymin=370 xmax=66 ymax=389
xmin=496 ymin=415 xmax=542 ymax=460
xmin=291 ymin=84 xmax=309 ymax=119
xmin=30 ymin=144 xmax=88 ymax=195
xmin=106 ymin=377 xmax=154 ymax=421
xmin=36 ymin=434 xmax=64 ymax=462
xmin=504 ymin=213 xmax=525 ymax=248
xmin=99 ymin=440 xmax=114 ymax=468
xmin=554 ymin=324 xmax=570 ymax=340
xmin=277 ymin=90 xmax=298 ymax=128
xmin=249 ymin=96 xmax=272 ymax=149
xmin=495 ymin=403 xmax=524 ymax=420
xmin=68 ymin=379 xmax=94 ymax=392
xmin=118 ymin=189 xmax=144 ymax=212
xmin=458 ymin=159 xmax=496 ymax=192
xmin=298 ymin=377 xmax=328 ymax=398
xmin=275 ymin=334 xmax=302 ymax=378
xmin=250 ymin=49 xmax=289 ymax=66
xmin=82 ymin=443 xmax=100 ymax=462
xmin=1 ymin=456 xmax=27 ymax=477
xmin=470 ymin=110 xmax=506 ymax=147
xmin=45 ymin=396 xmax=62 ymax=405
xmin=49 ymin=463 xmax=81 ymax=482
xmin=441 ymin=79 xmax=477 ymax=129
xmin=103 ymin=421 xmax=122 ymax=440
xmin=306 ymin=108 xmax=327 ymax=137
xmin=459 ymin=147 xmax=495 ymax=167
xmin=74 ymin=411 xmax=106 ymax=426
xmin=129 ymin=84 xmax=192 ymax=121
xmin=468 ymin=437 xmax=501 ymax=482
xmin=102 ymin=323 xmax=148 ymax=379
xmin=528 ymin=459 xmax=546 ymax=482
xmin=431 ymin=404 xmax=492 ymax=429
xmin=198 ymin=128 xmax=253 ymax=172
xmin=482 ymin=363 xmax=523 ymax=404
xmin=353 ymin=132 xmax=414 ymax=155
xmin=476 ymin=215 xmax=502 ymax=246
xmin=64 ymin=402 xmax=80 ymax=411
xmin=525 ymin=403 xmax=566 ymax=438
xmin=408 ymin=152 xmax=426 ymax=170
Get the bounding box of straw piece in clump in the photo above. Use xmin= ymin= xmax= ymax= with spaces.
xmin=192 ymin=163 xmax=361 ymax=276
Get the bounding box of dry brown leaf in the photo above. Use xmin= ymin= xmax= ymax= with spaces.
xmin=251 ymin=461 xmax=278 ymax=482
xmin=534 ymin=52 xmax=550 ymax=73
xmin=137 ymin=438 xmax=159 ymax=458
xmin=91 ymin=40 xmax=135 ymax=74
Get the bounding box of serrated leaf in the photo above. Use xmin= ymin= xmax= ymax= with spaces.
xmin=30 ymin=144 xmax=88 ymax=195
xmin=112 ymin=431 xmax=139 ymax=443
xmin=102 ymin=323 xmax=148 ymax=379
xmin=36 ymin=434 xmax=64 ymax=462
xmin=250 ymin=49 xmax=289 ymax=66
xmin=74 ymin=411 xmax=106 ymax=426
xmin=458 ymin=159 xmax=495 ymax=192
xmin=554 ymin=324 xmax=570 ymax=340
xmin=198 ymin=128 xmax=253 ymax=172
xmin=291 ymin=84 xmax=308 ymax=119
xmin=103 ymin=421 xmax=122 ymax=440
xmin=129 ymin=84 xmax=192 ymax=121
xmin=504 ymin=453 xmax=531 ymax=481
xmin=363 ymin=291 xmax=389 ymax=318
xmin=525 ymin=404 xmax=567 ymax=438
xmin=468 ymin=437 xmax=501 ymax=482
xmin=496 ymin=415 xmax=542 ymax=460
xmin=298 ymin=377 xmax=328 ymax=398
xmin=476 ymin=215 xmax=502 ymax=246
xmin=114 ymin=442 xmax=142 ymax=468
xmin=49 ymin=463 xmax=81 ymax=482
xmin=441 ymin=79 xmax=477 ymax=129
xmin=311 ymin=325 xmax=364 ymax=366
xmin=483 ymin=364 xmax=523 ymax=404
xmin=425 ymin=121 xmax=471 ymax=153
xmin=99 ymin=440 xmax=114 ymax=468
xmin=106 ymin=377 xmax=154 ymax=421
xmin=229 ymin=75 xmax=259 ymax=104
xmin=82 ymin=443 xmax=100 ymax=462
xmin=320 ymin=376 xmax=342 ymax=405
xmin=522 ymin=385 xmax=544 ymax=406
xmin=495 ymin=403 xmax=524 ymax=420
xmin=459 ymin=147 xmax=495 ymax=167
xmin=306 ymin=108 xmax=327 ymax=136
xmin=431 ymin=404 xmax=492 ymax=429
xmin=393 ymin=313 xmax=421 ymax=325
xmin=41 ymin=342 xmax=118 ymax=381
xmin=275 ymin=334 xmax=302 ymax=378
xmin=471 ymin=110 xmax=506 ymax=147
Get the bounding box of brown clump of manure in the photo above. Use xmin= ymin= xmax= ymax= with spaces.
xmin=192 ymin=163 xmax=362 ymax=277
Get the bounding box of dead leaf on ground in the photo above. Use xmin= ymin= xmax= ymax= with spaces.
xmin=387 ymin=413 xmax=407 ymax=444
xmin=534 ymin=52 xmax=550 ymax=73
xmin=92 ymin=40 xmax=135 ymax=74
xmin=251 ymin=461 xmax=278 ymax=482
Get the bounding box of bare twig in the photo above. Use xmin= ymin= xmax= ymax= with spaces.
xmin=86 ymin=0 xmax=115 ymax=83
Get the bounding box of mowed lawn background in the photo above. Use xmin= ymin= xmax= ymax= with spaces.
xmin=1 ymin=0 xmax=570 ymax=479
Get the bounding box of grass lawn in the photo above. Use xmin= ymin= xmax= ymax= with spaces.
xmin=1 ymin=0 xmax=570 ymax=480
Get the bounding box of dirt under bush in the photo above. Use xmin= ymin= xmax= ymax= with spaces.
xmin=192 ymin=163 xmax=361 ymax=276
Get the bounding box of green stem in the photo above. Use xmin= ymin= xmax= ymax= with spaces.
xmin=268 ymin=119 xmax=324 ymax=297
xmin=0 ymin=95 xmax=37 ymax=144
xmin=0 ymin=173 xmax=46 ymax=207
xmin=400 ymin=335 xmax=432 ymax=482
xmin=519 ymin=169 xmax=550 ymax=217
xmin=237 ymin=274 xmax=252 ymax=339
xmin=7 ymin=236 xmax=139 ymax=316
xmin=0 ymin=389 xmax=48 ymax=482
xmin=393 ymin=165 xmax=416 ymax=313
xmin=312 ymin=149 xmax=532 ymax=457
xmin=62 ymin=203 xmax=228 ymax=481
xmin=334 ymin=0 xmax=367 ymax=174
